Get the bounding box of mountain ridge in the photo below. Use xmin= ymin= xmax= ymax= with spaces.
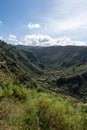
xmin=16 ymin=45 xmax=87 ymax=101
xmin=0 ymin=40 xmax=44 ymax=88
xmin=16 ymin=45 xmax=87 ymax=68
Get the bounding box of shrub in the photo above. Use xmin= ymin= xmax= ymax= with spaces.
xmin=12 ymin=85 xmax=28 ymax=100
xmin=0 ymin=82 xmax=86 ymax=130
xmin=22 ymin=93 xmax=86 ymax=130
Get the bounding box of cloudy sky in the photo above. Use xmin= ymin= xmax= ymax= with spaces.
xmin=0 ymin=0 xmax=87 ymax=46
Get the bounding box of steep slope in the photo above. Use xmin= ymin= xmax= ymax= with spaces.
xmin=0 ymin=43 xmax=87 ymax=130
xmin=0 ymin=40 xmax=43 ymax=75
xmin=17 ymin=45 xmax=87 ymax=68
xmin=16 ymin=45 xmax=87 ymax=101
xmin=0 ymin=40 xmax=44 ymax=88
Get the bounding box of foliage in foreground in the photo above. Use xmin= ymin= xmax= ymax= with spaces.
xmin=0 ymin=82 xmax=87 ymax=130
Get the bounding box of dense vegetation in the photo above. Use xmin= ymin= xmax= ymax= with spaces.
xmin=0 ymin=41 xmax=87 ymax=129
xmin=17 ymin=45 xmax=87 ymax=68
xmin=0 ymin=81 xmax=87 ymax=130
xmin=17 ymin=45 xmax=87 ymax=102
xmin=0 ymin=40 xmax=42 ymax=75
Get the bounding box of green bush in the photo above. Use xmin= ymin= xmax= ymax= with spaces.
xmin=22 ymin=93 xmax=86 ymax=130
xmin=0 ymin=81 xmax=28 ymax=100
xmin=12 ymin=85 xmax=28 ymax=100
xmin=0 ymin=82 xmax=86 ymax=130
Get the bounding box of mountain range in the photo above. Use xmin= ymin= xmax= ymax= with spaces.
xmin=0 ymin=40 xmax=87 ymax=101
xmin=16 ymin=44 xmax=87 ymax=102
xmin=0 ymin=40 xmax=87 ymax=129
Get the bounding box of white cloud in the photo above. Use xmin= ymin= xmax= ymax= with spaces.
xmin=24 ymin=35 xmax=52 ymax=46
xmin=23 ymin=35 xmax=86 ymax=46
xmin=42 ymin=13 xmax=87 ymax=35
xmin=27 ymin=22 xmax=41 ymax=29
xmin=38 ymin=0 xmax=87 ymax=41
xmin=9 ymin=34 xmax=17 ymax=41
xmin=8 ymin=34 xmax=23 ymax=45
xmin=8 ymin=34 xmax=86 ymax=46
xmin=56 ymin=37 xmax=86 ymax=46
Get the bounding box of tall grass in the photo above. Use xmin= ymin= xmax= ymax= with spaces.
xmin=0 ymin=81 xmax=87 ymax=130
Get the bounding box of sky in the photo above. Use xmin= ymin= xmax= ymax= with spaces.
xmin=0 ymin=0 xmax=87 ymax=46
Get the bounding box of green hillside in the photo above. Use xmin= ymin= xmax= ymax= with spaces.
xmin=0 ymin=41 xmax=87 ymax=130
xmin=16 ymin=45 xmax=87 ymax=102
xmin=0 ymin=40 xmax=43 ymax=76
xmin=0 ymin=40 xmax=45 ymax=89
xmin=0 ymin=81 xmax=87 ymax=130
xmin=17 ymin=45 xmax=87 ymax=68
